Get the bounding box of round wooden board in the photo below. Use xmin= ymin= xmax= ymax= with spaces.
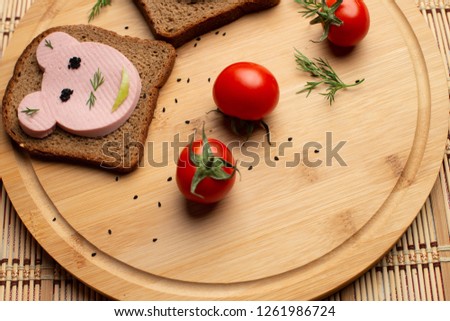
xmin=0 ymin=0 xmax=448 ymax=300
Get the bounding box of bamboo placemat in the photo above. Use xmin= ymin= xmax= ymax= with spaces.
xmin=0 ymin=0 xmax=449 ymax=301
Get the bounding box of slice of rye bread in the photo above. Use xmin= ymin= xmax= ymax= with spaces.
xmin=2 ymin=25 xmax=176 ymax=173
xmin=133 ymin=0 xmax=280 ymax=47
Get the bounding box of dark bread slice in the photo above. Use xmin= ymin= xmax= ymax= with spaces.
xmin=133 ymin=0 xmax=280 ymax=47
xmin=2 ymin=25 xmax=176 ymax=173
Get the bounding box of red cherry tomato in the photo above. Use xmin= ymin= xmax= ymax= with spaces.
xmin=326 ymin=0 xmax=370 ymax=47
xmin=213 ymin=62 xmax=279 ymax=121
xmin=176 ymin=134 xmax=237 ymax=204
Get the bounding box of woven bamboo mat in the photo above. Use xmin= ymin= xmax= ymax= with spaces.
xmin=0 ymin=0 xmax=449 ymax=301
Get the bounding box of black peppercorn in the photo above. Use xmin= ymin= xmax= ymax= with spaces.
xmin=60 ymin=88 xmax=73 ymax=102
xmin=68 ymin=57 xmax=81 ymax=69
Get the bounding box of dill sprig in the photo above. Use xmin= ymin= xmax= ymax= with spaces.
xmin=90 ymin=68 xmax=105 ymax=91
xmin=44 ymin=39 xmax=53 ymax=49
xmin=295 ymin=49 xmax=364 ymax=105
xmin=88 ymin=0 xmax=111 ymax=23
xmin=86 ymin=68 xmax=105 ymax=109
xmin=295 ymin=0 xmax=323 ymax=18
xmin=21 ymin=107 xmax=40 ymax=116
xmin=86 ymin=92 xmax=97 ymax=110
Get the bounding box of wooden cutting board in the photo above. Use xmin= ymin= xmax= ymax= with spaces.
xmin=0 ymin=0 xmax=448 ymax=300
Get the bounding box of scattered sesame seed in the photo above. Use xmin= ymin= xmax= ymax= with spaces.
xmin=115 ymin=176 xmax=119 ymax=182
xmin=185 ymin=120 xmax=190 ymax=124
xmin=91 ymin=253 xmax=97 ymax=257
xmin=175 ymin=98 xmax=178 ymax=103
xmin=314 ymin=149 xmax=320 ymax=154
xmin=177 ymin=78 xmax=182 ymax=82
xmin=124 ymin=26 xmax=129 ymax=30
xmin=52 ymin=217 xmax=56 ymax=222
xmin=133 ymin=195 xmax=138 ymax=200
xmin=187 ymin=78 xmax=190 ymax=83
xmin=162 ymin=107 xmax=166 ymax=113
xmin=153 ymin=238 xmax=158 ymax=243
xmin=196 ymin=37 xmax=201 ymax=41
xmin=288 ymin=137 xmax=293 ymax=142
xmin=158 ymin=202 xmax=162 ymax=208
xmin=167 ymin=177 xmax=173 ymax=182
xmin=248 ymin=165 xmax=253 ymax=171
xmin=194 ymin=43 xmax=198 ymax=47
xmin=108 ymin=229 xmax=112 ymax=235
xmin=222 ymin=32 xmax=227 ymax=36
xmin=274 ymin=156 xmax=280 ymax=161
xmin=215 ymin=31 xmax=220 ymax=35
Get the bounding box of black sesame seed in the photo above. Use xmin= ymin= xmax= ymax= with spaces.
xmin=177 ymin=78 xmax=182 ymax=82
xmin=208 ymin=77 xmax=211 ymax=83
xmin=125 ymin=26 xmax=129 ymax=30
xmin=115 ymin=176 xmax=119 ymax=182
xmin=314 ymin=149 xmax=320 ymax=154
xmin=133 ymin=195 xmax=138 ymax=200
xmin=185 ymin=120 xmax=190 ymax=124
xmin=288 ymin=137 xmax=293 ymax=142
xmin=194 ymin=43 xmax=198 ymax=47
xmin=187 ymin=78 xmax=190 ymax=83
xmin=158 ymin=202 xmax=162 ymax=208
xmin=60 ymin=88 xmax=73 ymax=102
xmin=196 ymin=37 xmax=201 ymax=41
xmin=274 ymin=156 xmax=279 ymax=161
xmin=248 ymin=165 xmax=253 ymax=171
xmin=153 ymin=238 xmax=158 ymax=243
xmin=162 ymin=107 xmax=166 ymax=113
xmin=91 ymin=253 xmax=97 ymax=257
xmin=223 ymin=32 xmax=227 ymax=36
xmin=215 ymin=31 xmax=220 ymax=35
xmin=52 ymin=217 xmax=56 ymax=222
xmin=175 ymin=98 xmax=178 ymax=103
xmin=108 ymin=229 xmax=112 ymax=235
xmin=167 ymin=177 xmax=173 ymax=182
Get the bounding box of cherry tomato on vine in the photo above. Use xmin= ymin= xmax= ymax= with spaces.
xmin=297 ymin=0 xmax=370 ymax=47
xmin=176 ymin=128 xmax=238 ymax=204
xmin=325 ymin=0 xmax=370 ymax=47
xmin=213 ymin=62 xmax=280 ymax=121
